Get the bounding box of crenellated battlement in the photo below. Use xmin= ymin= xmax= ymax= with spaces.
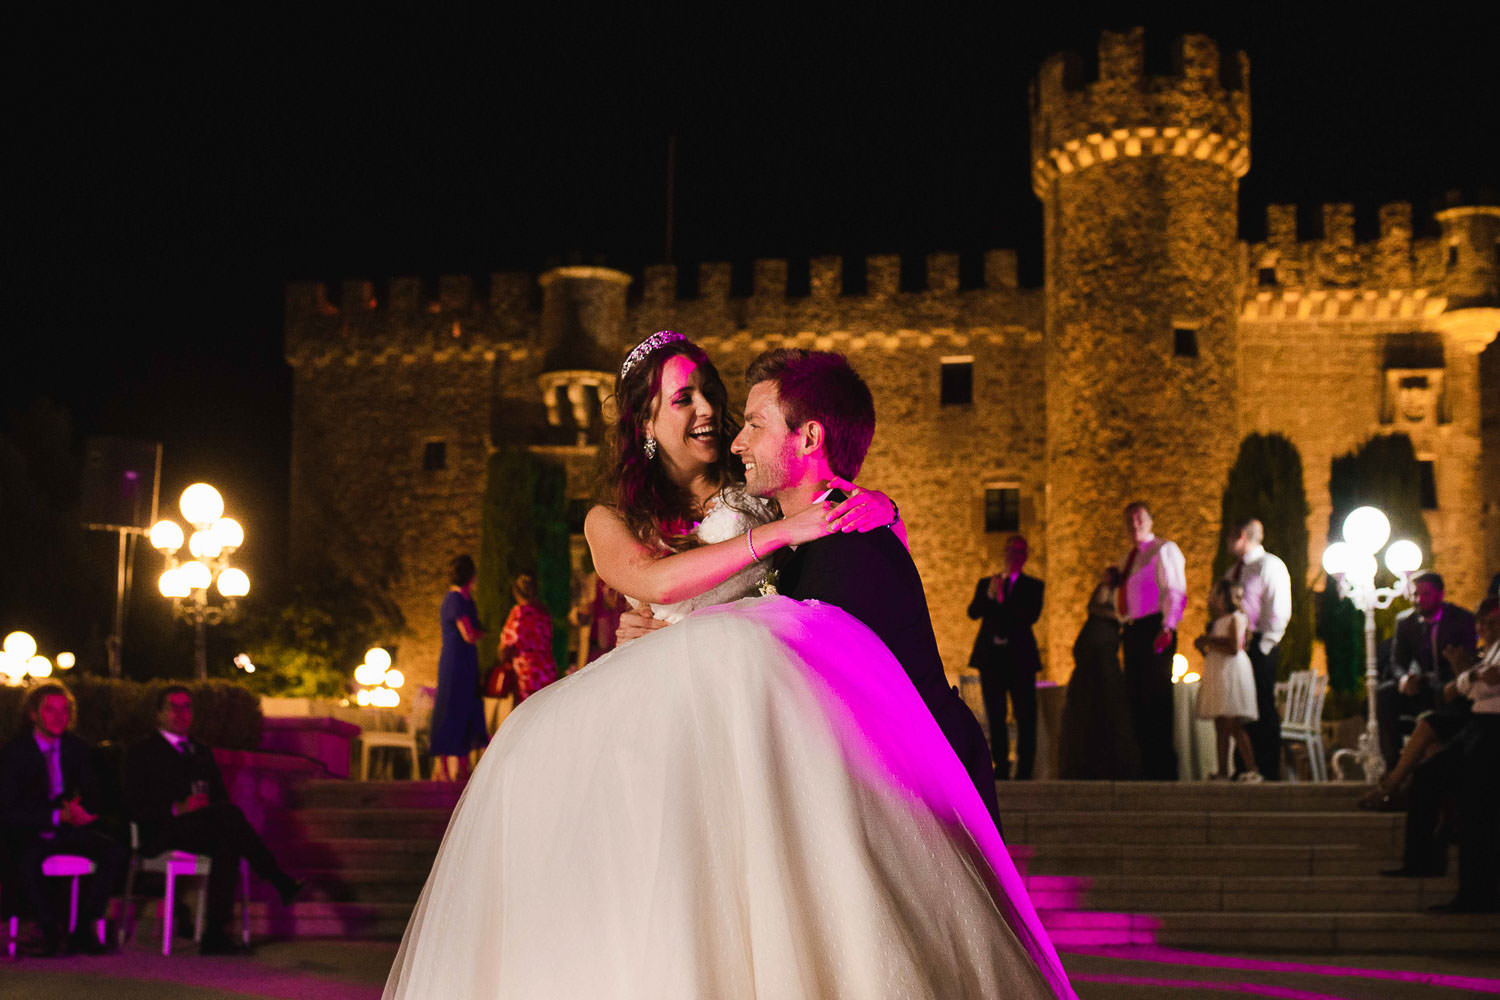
xmin=284 ymin=249 xmax=1037 ymax=365
xmin=1243 ymin=201 xmax=1453 ymax=296
xmin=1030 ymin=27 xmax=1251 ymax=194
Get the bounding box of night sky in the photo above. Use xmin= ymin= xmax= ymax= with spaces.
xmin=4 ymin=6 xmax=1497 ymax=660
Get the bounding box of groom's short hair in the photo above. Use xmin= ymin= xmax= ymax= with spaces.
xmin=745 ymin=349 xmax=874 ymax=479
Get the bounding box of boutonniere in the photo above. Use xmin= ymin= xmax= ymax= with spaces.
xmin=758 ymin=569 xmax=779 ymax=597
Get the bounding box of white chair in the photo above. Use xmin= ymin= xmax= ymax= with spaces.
xmin=359 ymin=710 xmax=421 ymax=780
xmin=5 ymin=854 xmax=107 ymax=958
xmin=118 ymin=822 xmax=249 ymax=955
xmin=1280 ymin=670 xmax=1329 ymax=782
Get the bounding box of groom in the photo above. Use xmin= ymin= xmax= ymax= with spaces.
xmin=730 ymin=348 xmax=1002 ymax=831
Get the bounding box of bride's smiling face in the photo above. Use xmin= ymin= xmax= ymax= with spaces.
xmin=646 ymin=355 xmax=720 ymax=476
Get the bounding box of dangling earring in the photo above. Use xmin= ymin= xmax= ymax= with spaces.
xmin=643 ymin=435 xmax=657 ymax=460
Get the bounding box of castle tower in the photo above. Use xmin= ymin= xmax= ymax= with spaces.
xmin=534 ymin=266 xmax=633 ymax=447
xmin=1433 ymin=202 xmax=1500 ymax=598
xmin=1032 ymin=29 xmax=1251 ymax=673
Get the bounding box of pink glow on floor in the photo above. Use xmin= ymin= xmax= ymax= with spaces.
xmin=1072 ymin=973 xmax=1389 ymax=999
xmin=1065 ymin=946 xmax=1500 ymax=993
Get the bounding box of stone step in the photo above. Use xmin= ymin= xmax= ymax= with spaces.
xmin=278 ymin=807 xmax=456 ymax=840
xmin=1024 ymin=873 xmax=1459 ymax=913
xmin=1039 ymin=909 xmax=1500 ymax=952
xmin=1010 ymin=842 xmax=1385 ymax=878
xmin=292 ymin=780 xmax=466 ymax=811
xmin=1012 ymin=810 xmax=1400 ymax=851
xmin=270 ymin=837 xmax=440 ymax=872
xmin=995 ymin=780 xmax=1371 ymax=814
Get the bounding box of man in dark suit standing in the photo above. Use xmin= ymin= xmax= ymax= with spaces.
xmin=967 ymin=535 xmax=1044 ymax=780
xmin=1376 ymin=572 xmax=1476 ymax=770
xmin=729 ymin=348 xmax=1001 ymax=831
xmin=0 ymin=681 xmax=126 ymax=955
xmin=123 ymin=685 xmax=301 ymax=955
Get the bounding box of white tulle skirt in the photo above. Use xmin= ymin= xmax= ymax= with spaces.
xmin=384 ymin=596 xmax=1074 ymax=999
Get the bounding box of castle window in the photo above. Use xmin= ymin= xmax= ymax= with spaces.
xmin=1447 ymin=245 xmax=1459 ymax=269
xmin=1257 ymin=266 xmax=1277 ymax=286
xmin=1418 ymin=460 xmax=1438 ymax=510
xmin=984 ymin=486 xmax=1021 ymax=533
xmin=940 ymin=357 xmax=974 ymax=406
xmin=422 ymin=440 xmax=447 ymax=472
xmin=1173 ymin=328 xmax=1199 ymax=358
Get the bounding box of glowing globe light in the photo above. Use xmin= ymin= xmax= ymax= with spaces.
xmin=1183 ymin=671 xmax=1201 ymax=684
xmin=383 ymin=668 xmax=405 ymax=689
xmin=56 ymin=652 xmax=75 ymax=670
xmin=3 ymin=631 xmax=38 ymax=661
xmin=1321 ymin=541 xmax=1351 ymax=577
xmin=1171 ymin=653 xmax=1189 ymax=684
xmin=158 ymin=567 xmax=191 ymax=599
xmin=0 ymin=652 xmax=19 ymax=682
xmin=1385 ymin=539 xmax=1423 ymax=576
xmin=355 ymin=688 xmax=372 ymax=707
xmin=211 ymin=517 xmax=244 ymax=552
xmin=217 ymin=567 xmax=250 ymax=598
xmin=1346 ymin=551 xmax=1378 ymax=583
xmin=150 ymin=519 xmax=185 ymax=554
xmin=179 ymin=560 xmax=212 ymax=591
xmin=1342 ymin=506 xmax=1391 ymax=555
xmin=364 ymin=647 xmax=392 ymax=671
xmin=371 ymin=686 xmax=400 ymax=708
xmin=354 ymin=661 xmax=386 ymax=686
xmin=188 ymin=529 xmax=224 ymax=559
xmin=180 ymin=483 xmax=225 ymax=526
xmin=27 ymin=655 xmax=52 ymax=678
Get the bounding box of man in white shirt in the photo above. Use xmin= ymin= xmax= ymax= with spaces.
xmin=1226 ymin=519 xmax=1293 ymax=780
xmin=1117 ymin=502 xmax=1188 ymax=780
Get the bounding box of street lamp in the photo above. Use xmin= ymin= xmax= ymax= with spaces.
xmin=1322 ymin=505 xmax=1422 ymax=784
xmin=151 ymin=483 xmax=249 ymax=679
xmin=0 ymin=631 xmax=72 ymax=686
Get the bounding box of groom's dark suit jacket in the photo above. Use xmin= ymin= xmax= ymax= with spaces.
xmin=778 ymin=528 xmax=1003 ymax=832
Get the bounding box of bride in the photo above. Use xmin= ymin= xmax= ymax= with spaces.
xmin=384 ymin=332 xmax=1076 ymax=999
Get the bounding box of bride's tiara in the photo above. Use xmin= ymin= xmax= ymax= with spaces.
xmin=620 ymin=330 xmax=686 ymax=380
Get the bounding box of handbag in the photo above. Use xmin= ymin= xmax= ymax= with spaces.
xmin=485 ymin=646 xmax=519 ymax=698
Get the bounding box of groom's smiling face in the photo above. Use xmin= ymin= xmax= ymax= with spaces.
xmin=733 ymin=381 xmax=805 ymax=499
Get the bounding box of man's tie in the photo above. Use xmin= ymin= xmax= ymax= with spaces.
xmin=1117 ymin=549 xmax=1138 ymax=618
xmin=1000 ymin=575 xmax=1010 ymax=600
xmin=45 ymin=742 xmax=63 ymax=801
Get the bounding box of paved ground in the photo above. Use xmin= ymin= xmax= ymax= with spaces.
xmin=3 ymin=939 xmax=1498 ymax=998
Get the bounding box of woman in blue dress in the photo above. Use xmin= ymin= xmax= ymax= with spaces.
xmin=429 ymin=554 xmax=488 ymax=781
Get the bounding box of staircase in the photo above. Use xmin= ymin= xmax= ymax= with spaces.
xmin=239 ymin=779 xmax=1500 ymax=952
xmin=1003 ymin=781 xmax=1500 ymax=953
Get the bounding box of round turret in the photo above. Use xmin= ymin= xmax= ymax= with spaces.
xmin=536 ymin=265 xmax=633 ymax=444
xmin=1033 ymin=28 xmax=1250 ymax=673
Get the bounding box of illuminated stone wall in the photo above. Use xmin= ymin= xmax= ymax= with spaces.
xmin=284 ymin=30 xmax=1498 ymax=690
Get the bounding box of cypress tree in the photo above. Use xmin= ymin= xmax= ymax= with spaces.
xmin=1317 ymin=433 xmax=1430 ymax=693
xmin=475 ymin=447 xmax=572 ymax=675
xmin=1214 ymin=433 xmax=1313 ymax=677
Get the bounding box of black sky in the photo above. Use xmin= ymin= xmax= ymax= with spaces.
xmin=5 ymin=3 xmax=1498 ymax=602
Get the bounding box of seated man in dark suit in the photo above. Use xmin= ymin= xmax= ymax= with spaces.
xmin=1376 ymin=573 xmax=1476 ymax=770
xmin=0 ymin=681 xmax=126 ymax=955
xmin=123 ymin=685 xmax=301 ymax=955
xmin=730 ymin=348 xmax=1001 ymax=832
xmin=967 ymin=535 xmax=1045 ymax=779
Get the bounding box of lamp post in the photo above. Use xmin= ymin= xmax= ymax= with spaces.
xmin=1322 ymin=505 xmax=1423 ymax=784
xmin=151 ymin=483 xmax=250 ymax=680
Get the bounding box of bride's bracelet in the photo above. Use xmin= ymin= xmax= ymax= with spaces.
xmin=746 ymin=526 xmax=762 ymax=562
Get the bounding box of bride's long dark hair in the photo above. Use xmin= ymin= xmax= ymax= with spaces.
xmin=603 ymin=335 xmax=745 ymax=552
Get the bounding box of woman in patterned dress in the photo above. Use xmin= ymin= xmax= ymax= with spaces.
xmin=498 ymin=573 xmax=557 ymax=701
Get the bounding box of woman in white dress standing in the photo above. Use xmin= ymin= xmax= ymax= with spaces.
xmin=384 ymin=331 xmax=1077 ymax=999
xmin=1194 ymin=579 xmax=1262 ymax=782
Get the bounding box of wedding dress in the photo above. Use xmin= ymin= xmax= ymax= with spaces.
xmin=385 ymin=489 xmax=1075 ymax=999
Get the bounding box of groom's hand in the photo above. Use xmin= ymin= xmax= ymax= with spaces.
xmin=617 ymin=606 xmax=667 ymax=645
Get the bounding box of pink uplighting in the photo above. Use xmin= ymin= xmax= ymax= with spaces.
xmin=1066 ymin=946 xmax=1500 ymax=994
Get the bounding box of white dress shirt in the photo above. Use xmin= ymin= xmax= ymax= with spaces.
xmin=1120 ymin=536 xmax=1187 ymax=631
xmin=1226 ymin=544 xmax=1292 ymax=656
xmin=1456 ymin=642 xmax=1500 ymax=714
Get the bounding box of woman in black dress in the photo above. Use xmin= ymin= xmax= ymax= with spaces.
xmin=1060 ymin=568 xmax=1141 ymax=780
xmin=429 ymin=554 xmax=488 ymax=781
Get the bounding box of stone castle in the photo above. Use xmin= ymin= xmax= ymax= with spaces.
xmin=284 ymin=28 xmax=1500 ymax=689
